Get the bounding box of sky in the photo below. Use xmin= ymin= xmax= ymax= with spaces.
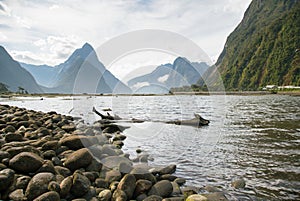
xmin=0 ymin=0 xmax=252 ymax=81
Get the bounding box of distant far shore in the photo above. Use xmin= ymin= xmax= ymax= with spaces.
xmin=1 ymin=90 xmax=300 ymax=98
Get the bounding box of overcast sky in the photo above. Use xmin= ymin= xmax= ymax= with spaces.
xmin=0 ymin=0 xmax=251 ymax=80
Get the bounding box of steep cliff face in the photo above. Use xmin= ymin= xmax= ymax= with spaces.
xmin=210 ymin=0 xmax=300 ymax=90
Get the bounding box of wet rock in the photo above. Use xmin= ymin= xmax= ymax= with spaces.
xmin=186 ymin=194 xmax=207 ymax=201
xmin=98 ymin=189 xmax=112 ymax=201
xmin=202 ymin=192 xmax=228 ymax=201
xmin=231 ymin=178 xmax=246 ymax=189
xmin=64 ymin=148 xmax=93 ymax=171
xmin=130 ymin=167 xmax=157 ymax=184
xmin=134 ymin=179 xmax=153 ymax=197
xmin=101 ymin=156 xmax=132 ymax=169
xmin=204 ymin=185 xmax=221 ymax=193
xmin=171 ymin=181 xmax=182 ymax=196
xmin=60 ymin=176 xmax=73 ymax=198
xmin=4 ymin=133 xmax=23 ymax=142
xmin=144 ymin=195 xmax=163 ymax=201
xmin=33 ymin=191 xmax=60 ymax=201
xmin=9 ymin=189 xmax=26 ymax=201
xmin=156 ymin=164 xmax=176 ymax=175
xmin=159 ymin=174 xmax=177 ymax=181
xmin=163 ymin=197 xmax=184 ymax=201
xmin=182 ymin=186 xmax=199 ymax=198
xmin=0 ymin=168 xmax=15 ymax=191
xmin=105 ymin=170 xmax=122 ymax=183
xmin=25 ymin=172 xmax=56 ymax=201
xmin=112 ymin=189 xmax=127 ymax=201
xmin=148 ymin=180 xmax=173 ymax=198
xmin=174 ymin=178 xmax=186 ymax=186
xmin=9 ymin=152 xmax=43 ymax=173
xmin=117 ymin=174 xmax=136 ymax=199
xmin=16 ymin=175 xmax=31 ymax=189
xmin=118 ymin=161 xmax=133 ymax=174
xmin=70 ymin=172 xmax=91 ymax=197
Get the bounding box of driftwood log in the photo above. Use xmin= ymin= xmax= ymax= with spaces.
xmin=92 ymin=107 xmax=209 ymax=127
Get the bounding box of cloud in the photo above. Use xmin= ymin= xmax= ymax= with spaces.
xmin=132 ymin=82 xmax=150 ymax=90
xmin=157 ymin=74 xmax=169 ymax=83
xmin=0 ymin=0 xmax=252 ymax=71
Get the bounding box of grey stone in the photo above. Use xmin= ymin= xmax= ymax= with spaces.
xmin=148 ymin=180 xmax=173 ymax=198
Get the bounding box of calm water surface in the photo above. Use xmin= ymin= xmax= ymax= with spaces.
xmin=1 ymin=95 xmax=299 ymax=200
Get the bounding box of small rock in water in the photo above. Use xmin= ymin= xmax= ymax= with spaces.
xmin=231 ymin=178 xmax=246 ymax=189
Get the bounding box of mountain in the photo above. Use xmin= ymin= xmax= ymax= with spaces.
xmin=20 ymin=63 xmax=62 ymax=87
xmin=0 ymin=46 xmax=43 ymax=93
xmin=202 ymin=0 xmax=300 ymax=90
xmin=21 ymin=43 xmax=131 ymax=94
xmin=128 ymin=57 xmax=209 ymax=93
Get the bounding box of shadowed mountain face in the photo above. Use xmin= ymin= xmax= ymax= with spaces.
xmin=128 ymin=57 xmax=209 ymax=93
xmin=0 ymin=46 xmax=43 ymax=93
xmin=201 ymin=0 xmax=300 ymax=90
xmin=21 ymin=43 xmax=131 ymax=94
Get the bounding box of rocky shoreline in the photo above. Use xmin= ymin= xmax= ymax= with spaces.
xmin=0 ymin=104 xmax=243 ymax=201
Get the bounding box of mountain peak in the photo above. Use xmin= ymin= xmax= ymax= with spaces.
xmin=82 ymin=43 xmax=94 ymax=52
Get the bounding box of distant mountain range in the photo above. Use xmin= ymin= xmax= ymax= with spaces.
xmin=0 ymin=46 xmax=43 ymax=93
xmin=128 ymin=57 xmax=209 ymax=93
xmin=20 ymin=43 xmax=131 ymax=94
xmin=200 ymin=0 xmax=300 ymax=90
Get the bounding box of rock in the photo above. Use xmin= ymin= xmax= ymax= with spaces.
xmin=130 ymin=167 xmax=156 ymax=184
xmin=0 ymin=168 xmax=15 ymax=191
xmin=70 ymin=172 xmax=91 ymax=197
xmin=105 ymin=170 xmax=122 ymax=183
xmin=231 ymin=179 xmax=246 ymax=189
xmin=5 ymin=133 xmax=23 ymax=142
xmin=186 ymin=194 xmax=207 ymax=201
xmin=55 ymin=166 xmax=71 ymax=177
xmin=156 ymin=165 xmax=176 ymax=175
xmin=202 ymin=192 xmax=228 ymax=201
xmin=112 ymin=189 xmax=127 ymax=201
xmin=117 ymin=174 xmax=136 ymax=199
xmin=159 ymin=174 xmax=177 ymax=181
xmin=134 ymin=179 xmax=153 ymax=197
xmin=95 ymin=178 xmax=109 ymax=188
xmin=86 ymin=159 xmax=103 ymax=172
xmin=60 ymin=135 xmax=97 ymax=150
xmin=48 ymin=181 xmax=60 ymax=192
xmin=36 ymin=160 xmax=56 ymax=174
xmin=3 ymin=125 xmax=16 ymax=133
xmin=109 ymin=181 xmax=119 ymax=192
xmin=41 ymin=140 xmax=59 ymax=151
xmin=0 ymin=150 xmax=10 ymax=161
xmin=7 ymin=145 xmax=41 ymax=158
xmin=182 ymin=186 xmax=199 ymax=198
xmin=171 ymin=181 xmax=182 ymax=196
xmin=148 ymin=180 xmax=173 ymax=198
xmin=16 ymin=175 xmax=32 ymax=189
xmin=101 ymin=145 xmax=118 ymax=156
xmin=9 ymin=189 xmax=26 ymax=201
xmin=61 ymin=124 xmax=76 ymax=132
xmin=204 ymin=185 xmax=221 ymax=193
xmin=25 ymin=172 xmax=56 ymax=201
xmin=163 ymin=197 xmax=185 ymax=201
xmin=42 ymin=150 xmax=56 ymax=159
xmin=60 ymin=176 xmax=73 ymax=198
xmin=98 ymin=189 xmax=112 ymax=201
xmin=101 ymin=156 xmax=132 ymax=169
xmin=33 ymin=191 xmax=60 ymax=201
xmin=118 ymin=161 xmax=133 ymax=174
xmin=174 ymin=178 xmax=186 ymax=186
xmin=136 ymin=193 xmax=147 ymax=201
xmin=9 ymin=152 xmax=43 ymax=173
xmin=83 ymin=171 xmax=98 ymax=183
xmin=64 ymin=148 xmax=93 ymax=171
xmin=144 ymin=195 xmax=163 ymax=201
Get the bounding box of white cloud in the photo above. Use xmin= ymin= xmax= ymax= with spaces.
xmin=157 ymin=74 xmax=169 ymax=83
xmin=0 ymin=0 xmax=252 ymax=72
xmin=132 ymin=82 xmax=150 ymax=90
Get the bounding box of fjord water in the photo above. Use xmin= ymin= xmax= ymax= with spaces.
xmin=1 ymin=95 xmax=299 ymax=200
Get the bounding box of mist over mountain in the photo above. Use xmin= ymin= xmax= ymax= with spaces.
xmin=0 ymin=46 xmax=43 ymax=93
xmin=128 ymin=57 xmax=209 ymax=93
xmin=200 ymin=0 xmax=300 ymax=90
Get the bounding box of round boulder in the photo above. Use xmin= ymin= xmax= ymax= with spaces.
xmin=9 ymin=152 xmax=43 ymax=173
xmin=148 ymin=180 xmax=173 ymax=198
xmin=64 ymin=148 xmax=93 ymax=171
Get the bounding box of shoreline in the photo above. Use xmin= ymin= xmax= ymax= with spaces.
xmin=1 ymin=90 xmax=300 ymax=98
xmin=0 ymin=104 xmax=239 ymax=201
